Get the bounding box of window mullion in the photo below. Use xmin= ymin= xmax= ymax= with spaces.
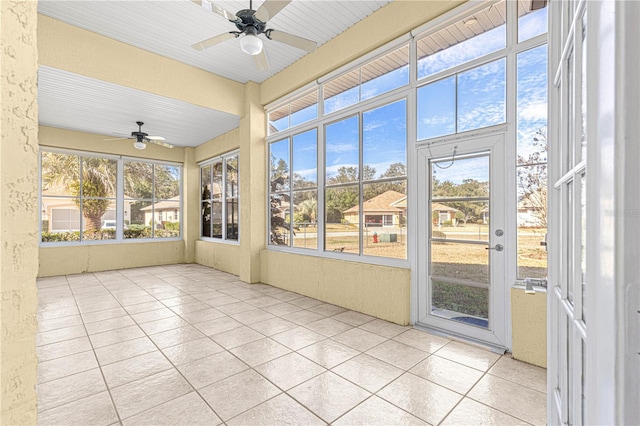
xmin=289 ymin=137 xmax=294 ymax=248
xmin=117 ymin=158 xmax=124 ymax=240
xmin=222 ymin=158 xmax=227 ymax=241
xmin=359 ymin=111 xmax=364 ymax=256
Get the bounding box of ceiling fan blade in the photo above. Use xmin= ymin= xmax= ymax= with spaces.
xmin=146 ymin=139 xmax=175 ymax=149
xmin=192 ymin=0 xmax=238 ymax=22
xmin=254 ymin=0 xmax=291 ymax=22
xmin=192 ymin=32 xmax=237 ymax=51
xmin=103 ymin=137 xmax=130 ymax=142
xmin=147 ymin=136 xmax=166 ymax=141
xmin=267 ymin=30 xmax=317 ymax=52
xmin=253 ymin=48 xmax=269 ymax=71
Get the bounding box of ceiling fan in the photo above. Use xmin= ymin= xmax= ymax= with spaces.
xmin=105 ymin=122 xmax=174 ymax=150
xmin=191 ymin=0 xmax=318 ymax=71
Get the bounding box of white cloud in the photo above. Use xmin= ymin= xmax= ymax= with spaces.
xmin=519 ymin=101 xmax=547 ymax=122
xmin=326 ymin=143 xmax=357 ymax=154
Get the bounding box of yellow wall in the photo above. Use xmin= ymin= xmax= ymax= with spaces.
xmin=1 ymin=0 xmax=39 ymax=422
xmin=260 ymin=251 xmax=411 ymax=324
xmin=195 ymin=240 xmax=241 ymax=276
xmin=194 ymin=128 xmax=242 ymax=276
xmin=511 ymin=288 xmax=547 ymax=368
xmin=40 ymin=241 xmax=185 ymax=276
xmin=38 ymin=14 xmax=244 ymax=116
xmin=38 ymin=126 xmax=192 ymax=277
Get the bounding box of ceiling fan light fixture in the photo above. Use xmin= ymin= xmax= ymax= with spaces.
xmin=240 ymin=33 xmax=263 ymax=55
xmin=133 ymin=140 xmax=146 ymax=150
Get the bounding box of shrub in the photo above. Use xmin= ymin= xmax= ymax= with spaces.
xmin=443 ymin=220 xmax=453 ymax=227
xmin=164 ymin=222 xmax=180 ymax=231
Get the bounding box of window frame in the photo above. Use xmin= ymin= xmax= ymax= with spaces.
xmin=199 ymin=149 xmax=240 ymax=244
xmin=39 ymin=147 xmax=183 ymax=246
xmin=265 ymin=0 xmax=548 ymax=270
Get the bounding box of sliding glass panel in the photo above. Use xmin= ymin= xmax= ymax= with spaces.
xmin=290 ymin=91 xmax=318 ymax=128
xmin=270 ymin=139 xmax=290 ymax=192
xmin=363 ymin=100 xmax=407 ymax=180
xmin=518 ymin=0 xmax=548 ymax=43
xmin=270 ymin=194 xmax=290 ymax=246
xmin=324 ymin=69 xmax=360 ymax=115
xmin=362 ymin=180 xmax=407 ymax=259
xmin=517 ymin=164 xmax=547 ymax=279
xmin=292 ymin=190 xmax=317 ymax=250
xmin=458 ymin=59 xmax=506 ymax=133
xmin=326 ymin=116 xmax=359 ymax=184
xmin=292 ymin=129 xmax=317 ymax=189
xmin=517 ymin=45 xmax=548 ymax=162
xmin=417 ymin=76 xmax=456 ymax=140
xmin=125 ymin=200 xmax=152 ymax=239
xmin=325 ymin=185 xmax=359 ymax=254
xmin=361 ymin=44 xmax=409 ymax=101
xmin=417 ymin=1 xmax=506 ymax=79
xmin=268 ymin=104 xmax=289 ymax=134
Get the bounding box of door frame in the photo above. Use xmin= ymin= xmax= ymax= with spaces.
xmin=416 ymin=131 xmax=509 ymax=352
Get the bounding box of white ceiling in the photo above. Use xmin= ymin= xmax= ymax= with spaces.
xmin=38 ymin=66 xmax=240 ymax=147
xmin=37 ymin=0 xmax=392 ymax=148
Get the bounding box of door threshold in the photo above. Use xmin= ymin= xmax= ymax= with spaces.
xmin=413 ymin=322 xmax=507 ymax=355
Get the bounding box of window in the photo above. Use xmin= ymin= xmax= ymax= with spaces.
xmin=516 ymin=44 xmax=548 ymax=279
xmin=269 ymin=129 xmax=318 ymax=249
xmin=416 ymin=1 xmax=506 ymax=80
xmin=268 ymin=90 xmax=318 ymax=135
xmin=40 ymin=150 xmax=182 ymax=243
xmin=325 ymin=99 xmax=407 ymax=259
xmin=417 ymin=58 xmax=506 ymax=140
xmin=200 ymin=151 xmax=239 ymax=242
xmin=324 ymin=44 xmax=409 ymax=115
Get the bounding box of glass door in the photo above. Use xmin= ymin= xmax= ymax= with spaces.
xmin=417 ymin=134 xmax=507 ymax=350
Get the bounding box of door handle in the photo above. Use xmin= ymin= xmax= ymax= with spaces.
xmin=485 ymin=244 xmax=503 ymax=251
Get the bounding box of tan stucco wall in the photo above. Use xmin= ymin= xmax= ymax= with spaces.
xmin=194 ymin=240 xmax=241 ymax=276
xmin=39 ymin=241 xmax=185 ymax=277
xmin=193 ymin=128 xmax=241 ymax=276
xmin=239 ymin=83 xmax=266 ymax=283
xmin=195 ymin=128 xmax=239 ymax=162
xmin=260 ymin=251 xmax=411 ymax=324
xmin=38 ymin=14 xmax=244 ymax=116
xmin=1 ymin=0 xmax=39 ymax=423
xmin=38 ymin=126 xmax=192 ymax=277
xmin=39 ymin=126 xmax=185 ymax=162
xmin=511 ymin=288 xmax=547 ymax=368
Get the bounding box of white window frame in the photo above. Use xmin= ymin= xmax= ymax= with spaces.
xmin=39 ymin=148 xmax=183 ymax=246
xmin=199 ymin=150 xmax=240 ymax=244
xmin=266 ymin=0 xmax=547 ymax=277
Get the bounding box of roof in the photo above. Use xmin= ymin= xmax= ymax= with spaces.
xmin=343 ymin=190 xmax=406 ymax=214
xmin=432 ymin=202 xmax=459 ymax=213
xmin=141 ymin=196 xmax=180 ymax=211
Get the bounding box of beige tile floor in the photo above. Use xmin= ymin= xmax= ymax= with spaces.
xmin=36 ymin=264 xmax=547 ymax=425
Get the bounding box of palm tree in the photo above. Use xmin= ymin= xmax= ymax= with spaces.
xmin=297 ymin=198 xmax=317 ymax=224
xmin=42 ymin=153 xmax=116 ymax=231
xmin=41 ymin=152 xmax=179 ymax=232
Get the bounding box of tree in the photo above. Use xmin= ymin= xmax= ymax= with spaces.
xmin=432 ymin=177 xmax=488 ymax=223
xmin=296 ymin=198 xmax=317 ymax=224
xmin=42 ymin=153 xmax=116 ymax=231
xmin=41 ymin=152 xmax=179 ymax=231
xmin=380 ymin=162 xmax=406 ymax=179
xmin=517 ymin=128 xmax=548 ymax=228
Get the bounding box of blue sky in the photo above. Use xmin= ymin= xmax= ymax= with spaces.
xmin=270 ymin=4 xmax=547 ymax=188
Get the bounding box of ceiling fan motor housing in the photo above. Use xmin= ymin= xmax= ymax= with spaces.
xmin=234 ymin=9 xmax=266 ymax=35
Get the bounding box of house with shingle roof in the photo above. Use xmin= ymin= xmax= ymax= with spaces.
xmin=343 ymin=190 xmax=406 ymax=227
